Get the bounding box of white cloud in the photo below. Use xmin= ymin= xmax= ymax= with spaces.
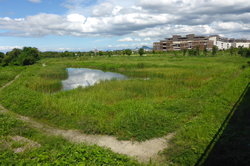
xmin=67 ymin=14 xmax=86 ymax=23
xmin=143 ymin=37 xmax=151 ymax=41
xmin=113 ymin=42 xmax=152 ymax=50
xmin=58 ymin=47 xmax=71 ymax=51
xmin=1 ymin=0 xmax=250 ymax=40
xmin=0 ymin=46 xmax=23 ymax=51
xmin=131 ymin=6 xmax=142 ymax=11
xmin=28 ymin=0 xmax=41 ymax=3
xmin=116 ymin=44 xmax=128 ymax=47
xmin=117 ymin=37 xmax=133 ymax=42
xmin=135 ymin=38 xmax=141 ymax=41
xmin=58 ymin=48 xmax=65 ymax=51
xmin=108 ymin=45 xmax=112 ymax=47
xmin=62 ymin=4 xmax=75 ymax=10
xmin=112 ymin=6 xmax=123 ymax=15
xmin=92 ymin=3 xmax=114 ymax=17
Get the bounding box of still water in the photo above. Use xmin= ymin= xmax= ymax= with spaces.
xmin=62 ymin=68 xmax=128 ymax=90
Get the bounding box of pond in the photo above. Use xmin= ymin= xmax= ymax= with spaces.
xmin=62 ymin=68 xmax=128 ymax=90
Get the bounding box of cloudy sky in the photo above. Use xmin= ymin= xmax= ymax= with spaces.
xmin=0 ymin=0 xmax=250 ymax=52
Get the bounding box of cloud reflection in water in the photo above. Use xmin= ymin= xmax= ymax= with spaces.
xmin=62 ymin=68 xmax=128 ymax=90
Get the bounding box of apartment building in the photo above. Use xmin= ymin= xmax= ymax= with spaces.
xmin=153 ymin=34 xmax=214 ymax=52
xmin=154 ymin=34 xmax=250 ymax=52
xmin=209 ymin=35 xmax=250 ymax=50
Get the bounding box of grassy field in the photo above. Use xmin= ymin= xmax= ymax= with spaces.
xmin=0 ymin=66 xmax=24 ymax=88
xmin=0 ymin=54 xmax=250 ymax=165
xmin=0 ymin=112 xmax=139 ymax=165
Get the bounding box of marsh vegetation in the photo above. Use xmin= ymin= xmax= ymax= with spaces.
xmin=0 ymin=51 xmax=250 ymax=165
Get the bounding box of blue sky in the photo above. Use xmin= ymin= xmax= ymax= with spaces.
xmin=1 ymin=0 xmax=250 ymax=52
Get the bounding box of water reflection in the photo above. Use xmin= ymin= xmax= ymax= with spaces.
xmin=62 ymin=68 xmax=128 ymax=90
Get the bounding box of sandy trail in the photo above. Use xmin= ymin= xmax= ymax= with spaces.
xmin=0 ymin=74 xmax=174 ymax=162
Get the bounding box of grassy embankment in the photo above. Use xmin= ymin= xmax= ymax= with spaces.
xmin=0 ymin=54 xmax=250 ymax=165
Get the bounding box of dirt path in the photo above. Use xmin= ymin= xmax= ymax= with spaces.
xmin=0 ymin=75 xmax=19 ymax=92
xmin=0 ymin=75 xmax=175 ymax=162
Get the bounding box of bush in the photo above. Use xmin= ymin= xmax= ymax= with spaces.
xmin=183 ymin=49 xmax=187 ymax=56
xmin=22 ymin=56 xmax=36 ymax=66
xmin=212 ymin=46 xmax=218 ymax=56
xmin=188 ymin=49 xmax=196 ymax=56
xmin=137 ymin=63 xmax=145 ymax=68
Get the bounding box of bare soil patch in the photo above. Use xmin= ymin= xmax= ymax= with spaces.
xmin=1 ymin=136 xmax=41 ymax=153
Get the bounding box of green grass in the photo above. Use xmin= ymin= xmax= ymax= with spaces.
xmin=0 ymin=113 xmax=139 ymax=165
xmin=0 ymin=66 xmax=24 ymax=88
xmin=1 ymin=54 xmax=250 ymax=165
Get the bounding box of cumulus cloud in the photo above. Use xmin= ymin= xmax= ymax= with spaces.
xmin=0 ymin=0 xmax=250 ymax=40
xmin=134 ymin=38 xmax=141 ymax=41
xmin=117 ymin=37 xmax=133 ymax=42
xmin=92 ymin=3 xmax=114 ymax=17
xmin=28 ymin=0 xmax=41 ymax=3
xmin=67 ymin=14 xmax=86 ymax=23
xmin=143 ymin=37 xmax=151 ymax=41
xmin=136 ymin=0 xmax=249 ymax=15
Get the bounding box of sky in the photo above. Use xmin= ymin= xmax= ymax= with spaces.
xmin=0 ymin=0 xmax=250 ymax=52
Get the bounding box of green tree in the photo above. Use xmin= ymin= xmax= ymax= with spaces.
xmin=212 ymin=46 xmax=218 ymax=56
xmin=22 ymin=56 xmax=36 ymax=66
xmin=122 ymin=50 xmax=126 ymax=56
xmin=153 ymin=50 xmax=156 ymax=56
xmin=99 ymin=51 xmax=104 ymax=56
xmin=77 ymin=51 xmax=82 ymax=57
xmin=108 ymin=51 xmax=113 ymax=57
xmin=139 ymin=48 xmax=144 ymax=56
xmin=125 ymin=49 xmax=132 ymax=56
xmin=7 ymin=48 xmax=22 ymax=58
xmin=238 ymin=46 xmax=246 ymax=57
xmin=183 ymin=49 xmax=187 ymax=56
xmin=229 ymin=46 xmax=235 ymax=56
xmin=203 ymin=47 xmax=208 ymax=56
xmin=2 ymin=55 xmax=13 ymax=66
xmin=3 ymin=48 xmax=22 ymax=66
xmin=117 ymin=51 xmax=122 ymax=56
xmin=0 ymin=52 xmax=4 ymax=63
xmin=196 ymin=46 xmax=200 ymax=56
xmin=188 ymin=49 xmax=195 ymax=56
xmin=18 ymin=47 xmax=39 ymax=66
xmin=60 ymin=52 xmax=65 ymax=58
xmin=22 ymin=47 xmax=39 ymax=60
xmin=64 ymin=50 xmax=71 ymax=57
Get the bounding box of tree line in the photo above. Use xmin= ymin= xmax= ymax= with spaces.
xmin=0 ymin=47 xmax=40 ymax=66
xmin=39 ymin=48 xmax=145 ymax=58
xmin=1 ymin=46 xmax=249 ymax=67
